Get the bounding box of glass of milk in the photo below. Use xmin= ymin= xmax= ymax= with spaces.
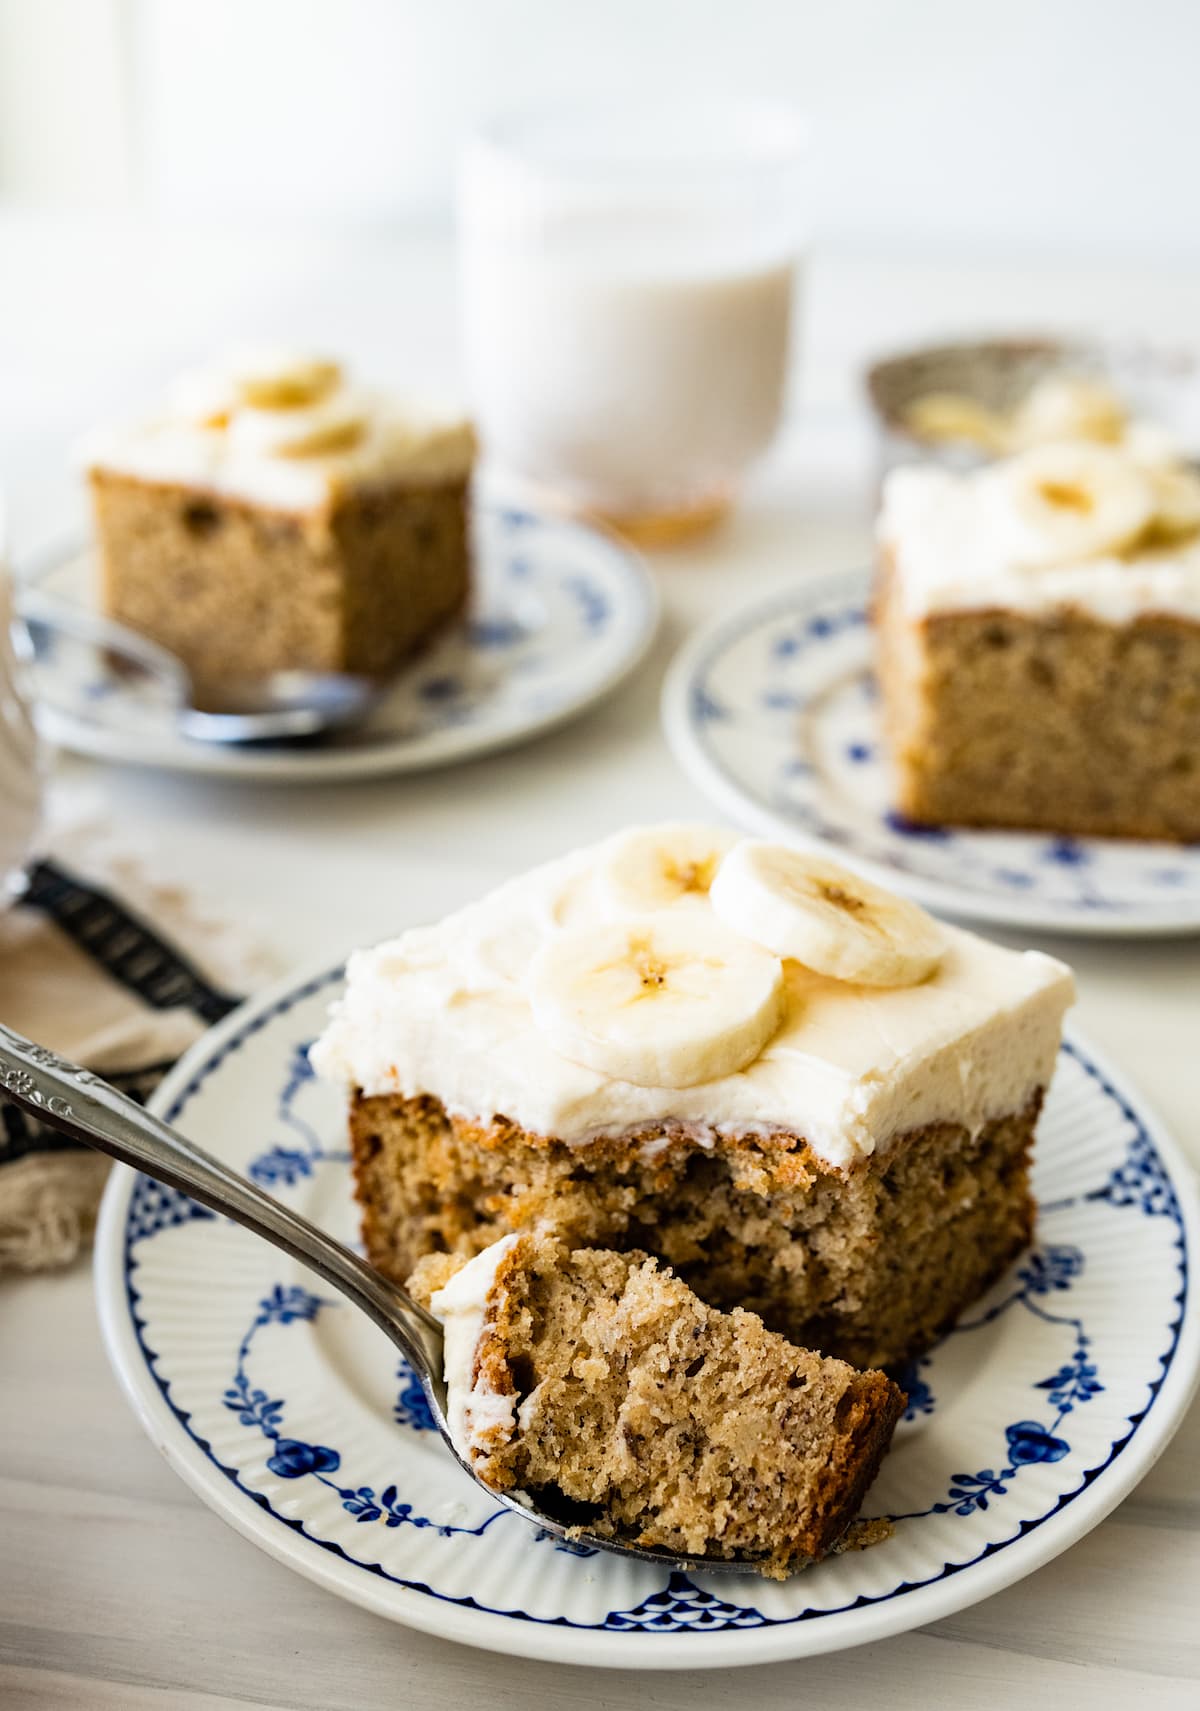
xmin=459 ymin=101 xmax=807 ymax=545
xmin=0 ymin=518 xmax=42 ymax=908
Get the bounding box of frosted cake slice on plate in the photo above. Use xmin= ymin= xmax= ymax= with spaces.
xmin=314 ymin=824 xmax=1074 ymax=1370
xmin=84 ymin=348 xmax=475 ymax=701
xmin=876 ymin=435 xmax=1200 ymax=840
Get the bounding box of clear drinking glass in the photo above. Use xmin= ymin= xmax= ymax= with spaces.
xmin=0 ymin=522 xmax=42 ymax=907
xmin=459 ymin=101 xmax=807 ymax=546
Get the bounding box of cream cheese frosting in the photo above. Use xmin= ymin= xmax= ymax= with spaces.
xmin=880 ymin=461 xmax=1200 ymax=623
xmin=312 ymin=827 xmax=1074 ymax=1170
xmin=83 ymin=350 xmax=475 ymax=513
xmin=429 ymin=1234 xmax=519 ymax=1462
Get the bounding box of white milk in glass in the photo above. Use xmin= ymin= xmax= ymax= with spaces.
xmin=460 ymin=108 xmax=805 ymax=543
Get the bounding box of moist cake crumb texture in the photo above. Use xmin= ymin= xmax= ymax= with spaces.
xmin=411 ymin=1230 xmax=904 ymax=1578
xmin=351 ymin=1091 xmax=1040 ymax=1370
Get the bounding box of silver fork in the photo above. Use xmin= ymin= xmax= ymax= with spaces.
xmin=0 ymin=1022 xmax=754 ymax=1574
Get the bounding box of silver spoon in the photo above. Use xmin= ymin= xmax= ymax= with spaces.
xmin=18 ymin=590 xmax=378 ymax=744
xmin=0 ymin=1022 xmax=754 ymax=1575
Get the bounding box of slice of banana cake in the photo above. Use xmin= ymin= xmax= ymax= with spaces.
xmin=84 ymin=348 xmax=475 ymax=702
xmin=410 ymin=1230 xmax=904 ymax=1577
xmin=876 ymin=437 xmax=1200 ymax=840
xmin=313 ymin=823 xmax=1074 ymax=1369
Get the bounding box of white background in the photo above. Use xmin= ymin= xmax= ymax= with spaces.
xmin=1 ymin=0 xmax=1198 ymax=259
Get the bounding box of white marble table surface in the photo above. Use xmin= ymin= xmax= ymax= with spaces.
xmin=1 ymin=221 xmax=1198 ymax=1708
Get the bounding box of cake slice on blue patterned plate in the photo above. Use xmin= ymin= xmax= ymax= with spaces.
xmin=84 ymin=349 xmax=475 ymax=702
xmin=314 ymin=823 xmax=1074 ymax=1370
xmin=875 ymin=436 xmax=1200 ymax=840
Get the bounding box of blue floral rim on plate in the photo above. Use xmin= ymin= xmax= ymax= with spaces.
xmin=28 ymin=503 xmax=658 ymax=782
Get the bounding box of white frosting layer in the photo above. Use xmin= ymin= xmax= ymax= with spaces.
xmin=83 ymin=360 xmax=475 ymax=513
xmin=429 ymin=1234 xmax=519 ymax=1462
xmin=880 ymin=463 xmax=1200 ymax=623
xmin=312 ymin=829 xmax=1074 ymax=1170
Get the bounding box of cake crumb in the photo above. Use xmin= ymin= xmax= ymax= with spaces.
xmin=834 ymin=1516 xmax=895 ymax=1553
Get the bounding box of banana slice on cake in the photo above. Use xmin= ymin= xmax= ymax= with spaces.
xmin=225 ymin=349 xmax=342 ymax=410
xmin=527 ymin=915 xmax=784 ymax=1088
xmin=1010 ymin=374 xmax=1126 ymax=449
xmin=998 ymin=442 xmax=1156 ymax=568
xmin=902 ymin=392 xmax=1011 ymax=453
xmin=1123 ymin=419 xmax=1183 ymax=470
xmin=599 ymin=824 xmax=739 ymax=913
xmin=227 ymin=392 xmax=369 ymax=458
xmin=1146 ymin=463 xmax=1200 ymax=542
xmin=710 ymin=843 xmax=944 ymax=988
xmin=1115 ymin=423 xmax=1200 ymax=542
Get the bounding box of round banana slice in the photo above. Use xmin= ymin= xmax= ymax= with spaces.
xmin=903 ymin=392 xmax=1011 ymax=453
xmin=599 ymin=823 xmax=740 ymax=913
xmin=1123 ymin=419 xmax=1184 ymax=470
xmin=527 ymin=915 xmax=784 ymax=1088
xmin=998 ymin=442 xmax=1156 ymax=568
xmin=227 ymin=393 xmax=369 ymax=459
xmin=1011 ymin=374 xmax=1126 ymax=449
xmin=224 ymin=348 xmax=342 ymax=410
xmin=710 ymin=842 xmax=944 ymax=987
xmin=1146 ymin=463 xmax=1200 ymax=543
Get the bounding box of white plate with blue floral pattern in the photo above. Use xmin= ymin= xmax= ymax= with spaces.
xmin=27 ymin=503 xmax=658 ymax=781
xmin=93 ymin=960 xmax=1200 ymax=1668
xmin=662 ymin=570 xmax=1200 ymax=936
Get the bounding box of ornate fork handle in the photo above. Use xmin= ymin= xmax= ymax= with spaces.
xmin=0 ymin=1032 xmax=102 ymax=1120
xmin=0 ymin=1021 xmax=446 ymax=1394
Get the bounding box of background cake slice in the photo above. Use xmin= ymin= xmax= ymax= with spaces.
xmin=411 ymin=1230 xmax=904 ymax=1578
xmin=875 ymin=437 xmax=1200 ymax=841
xmin=84 ymin=348 xmax=475 ymax=701
xmin=314 ymin=825 xmax=1074 ymax=1370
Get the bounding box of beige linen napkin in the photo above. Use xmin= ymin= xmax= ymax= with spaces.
xmin=0 ymin=825 xmax=277 ymax=1272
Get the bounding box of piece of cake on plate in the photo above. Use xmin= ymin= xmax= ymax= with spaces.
xmin=84 ymin=349 xmax=475 ymax=701
xmin=313 ymin=823 xmax=1074 ymax=1369
xmin=410 ymin=1229 xmax=904 ymax=1577
xmin=875 ymin=436 xmax=1200 ymax=840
